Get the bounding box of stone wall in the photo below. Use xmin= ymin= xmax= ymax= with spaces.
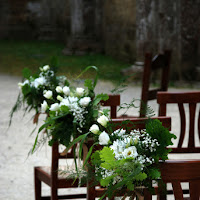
xmin=103 ymin=0 xmax=137 ymax=62
xmin=0 ymin=0 xmax=71 ymax=41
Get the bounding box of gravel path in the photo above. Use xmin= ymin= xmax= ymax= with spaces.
xmin=0 ymin=74 xmax=199 ymax=200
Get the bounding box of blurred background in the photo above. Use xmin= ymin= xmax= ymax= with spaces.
xmin=1 ymin=0 xmax=200 ymax=84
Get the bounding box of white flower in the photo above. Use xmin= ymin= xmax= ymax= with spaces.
xmin=57 ymin=95 xmax=63 ymax=101
xmin=79 ymin=97 xmax=91 ymax=107
xmin=42 ymin=65 xmax=50 ymax=71
xmin=56 ymin=86 xmax=63 ymax=93
xmin=18 ymin=82 xmax=23 ymax=88
xmin=33 ymin=77 xmax=46 ymax=88
xmin=99 ymin=131 xmax=110 ymax=145
xmin=63 ymin=86 xmax=70 ymax=96
xmin=50 ymin=103 xmax=60 ymax=111
xmin=97 ymin=115 xmax=109 ymax=127
xmin=44 ymin=90 xmax=53 ymax=99
xmin=41 ymin=100 xmax=48 ymax=113
xmin=76 ymin=87 xmax=84 ymax=96
xmin=122 ymin=146 xmax=138 ymax=159
xmin=89 ymin=124 xmax=99 ymax=134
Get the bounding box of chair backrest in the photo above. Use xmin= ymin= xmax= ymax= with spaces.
xmin=159 ymin=160 xmax=200 ymax=200
xmin=157 ymin=91 xmax=200 ymax=153
xmin=100 ymin=94 xmax=120 ymax=118
xmin=140 ymin=50 xmax=171 ymax=117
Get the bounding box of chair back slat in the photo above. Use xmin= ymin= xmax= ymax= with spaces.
xmin=171 ymin=181 xmax=184 ymax=200
xmin=178 ymin=103 xmax=186 ymax=148
xmin=189 ymin=103 xmax=196 ymax=147
xmin=157 ymin=91 xmax=200 ymax=152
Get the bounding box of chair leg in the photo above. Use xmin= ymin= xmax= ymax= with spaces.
xmin=51 ymin=187 xmax=58 ymax=200
xmin=34 ymin=168 xmax=42 ymax=200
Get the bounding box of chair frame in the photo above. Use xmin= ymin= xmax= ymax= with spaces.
xmin=34 ymin=142 xmax=87 ymax=200
xmin=157 ymin=91 xmax=200 ymax=153
xmin=158 ymin=159 xmax=200 ymax=200
xmin=140 ymin=50 xmax=171 ymax=117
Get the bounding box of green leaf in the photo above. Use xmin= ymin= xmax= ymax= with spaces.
xmin=22 ymin=84 xmax=31 ymax=96
xmin=134 ymin=172 xmax=147 ymax=181
xmin=84 ymin=79 xmax=94 ymax=90
xmin=148 ymin=168 xmax=161 ymax=179
xmin=22 ymin=68 xmax=31 ymax=79
xmin=100 ymin=147 xmax=115 ymax=170
xmin=100 ymin=174 xmax=116 ymax=187
xmin=60 ymin=105 xmax=70 ymax=113
xmin=93 ymin=93 xmax=109 ymax=106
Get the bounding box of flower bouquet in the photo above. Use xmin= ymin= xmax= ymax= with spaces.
xmin=89 ymin=119 xmax=176 ymax=199
xmin=10 ymin=64 xmax=69 ymax=125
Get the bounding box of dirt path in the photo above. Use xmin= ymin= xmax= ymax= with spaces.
xmin=0 ymin=74 xmax=199 ymax=200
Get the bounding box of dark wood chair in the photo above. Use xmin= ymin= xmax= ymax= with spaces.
xmin=87 ymin=116 xmax=171 ymax=200
xmin=157 ymin=91 xmax=200 ymax=153
xmin=34 ymin=142 xmax=87 ymax=200
xmin=139 ymin=50 xmax=171 ymax=117
xmin=158 ymin=159 xmax=200 ymax=200
xmin=157 ymin=91 xmax=200 ymax=200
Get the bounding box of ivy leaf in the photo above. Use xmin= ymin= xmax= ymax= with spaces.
xmin=100 ymin=147 xmax=115 ymax=170
xmin=93 ymin=93 xmax=109 ymax=106
xmin=148 ymin=168 xmax=161 ymax=179
xmin=22 ymin=84 xmax=31 ymax=96
xmin=60 ymin=105 xmax=70 ymax=113
xmin=127 ymin=182 xmax=135 ymax=191
xmin=22 ymin=68 xmax=31 ymax=79
xmin=134 ymin=172 xmax=147 ymax=181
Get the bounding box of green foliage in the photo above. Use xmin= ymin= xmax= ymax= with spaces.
xmin=99 ymin=147 xmax=115 ymax=170
xmin=145 ymin=119 xmax=176 ymax=160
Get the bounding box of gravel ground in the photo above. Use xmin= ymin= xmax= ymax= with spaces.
xmin=0 ymin=74 xmax=200 ymax=200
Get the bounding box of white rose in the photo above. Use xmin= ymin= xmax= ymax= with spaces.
xmin=57 ymin=95 xmax=63 ymax=101
xmin=97 ymin=115 xmax=109 ymax=127
xmin=99 ymin=131 xmax=110 ymax=145
xmin=122 ymin=146 xmax=138 ymax=159
xmin=56 ymin=86 xmax=63 ymax=93
xmin=89 ymin=124 xmax=99 ymax=134
xmin=33 ymin=77 xmax=46 ymax=88
xmin=49 ymin=103 xmax=60 ymax=111
xmin=79 ymin=97 xmax=91 ymax=107
xmin=41 ymin=100 xmax=48 ymax=113
xmin=18 ymin=82 xmax=23 ymax=88
xmin=76 ymin=87 xmax=84 ymax=96
xmin=44 ymin=90 xmax=53 ymax=99
xmin=43 ymin=65 xmax=50 ymax=71
xmin=63 ymin=86 xmax=70 ymax=96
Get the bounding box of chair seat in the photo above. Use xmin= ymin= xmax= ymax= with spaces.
xmin=35 ymin=166 xmax=87 ymax=188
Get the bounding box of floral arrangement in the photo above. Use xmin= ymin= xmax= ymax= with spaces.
xmin=89 ymin=119 xmax=176 ymax=199
xmin=10 ymin=64 xmax=69 ymax=124
xmin=10 ymin=64 xmax=111 ymax=154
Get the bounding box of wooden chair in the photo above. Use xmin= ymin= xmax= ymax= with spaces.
xmin=157 ymin=91 xmax=200 ymax=200
xmin=157 ymin=159 xmax=200 ymax=200
xmin=87 ymin=116 xmax=171 ymax=200
xmin=33 ymin=95 xmax=122 ymax=200
xmin=34 ymin=142 xmax=87 ymax=200
xmin=157 ymin=91 xmax=200 ymax=153
xmin=139 ymin=50 xmax=171 ymax=117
